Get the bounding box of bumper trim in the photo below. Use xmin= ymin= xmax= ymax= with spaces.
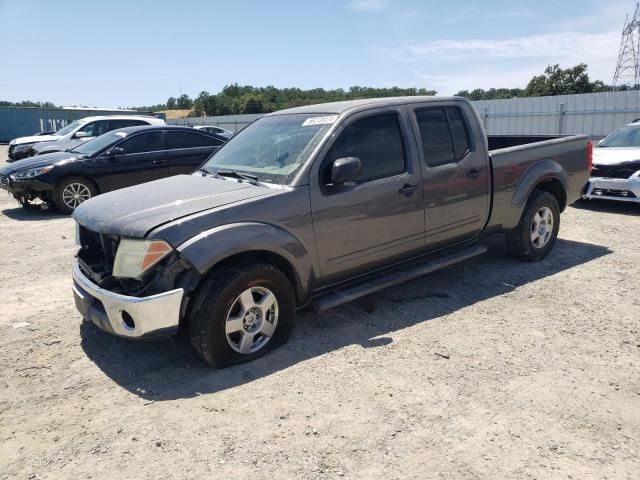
xmin=582 ymin=175 xmax=640 ymax=203
xmin=72 ymin=260 xmax=183 ymax=338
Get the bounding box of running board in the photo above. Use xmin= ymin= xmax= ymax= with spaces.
xmin=311 ymin=243 xmax=487 ymax=312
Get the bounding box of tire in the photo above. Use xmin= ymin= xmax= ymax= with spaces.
xmin=189 ymin=262 xmax=296 ymax=368
xmin=506 ymin=189 xmax=560 ymax=262
xmin=54 ymin=177 xmax=97 ymax=214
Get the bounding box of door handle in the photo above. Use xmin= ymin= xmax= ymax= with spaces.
xmin=398 ymin=183 xmax=419 ymax=197
xmin=152 ymin=159 xmax=166 ymax=166
xmin=466 ymin=168 xmax=482 ymax=179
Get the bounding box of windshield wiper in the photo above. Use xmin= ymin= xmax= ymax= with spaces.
xmin=215 ymin=170 xmax=260 ymax=185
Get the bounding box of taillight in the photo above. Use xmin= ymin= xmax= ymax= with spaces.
xmin=587 ymin=141 xmax=593 ymax=172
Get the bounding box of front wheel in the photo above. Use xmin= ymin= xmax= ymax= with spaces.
xmin=506 ymin=189 xmax=560 ymax=262
xmin=54 ymin=177 xmax=96 ymax=214
xmin=189 ymin=262 xmax=296 ymax=368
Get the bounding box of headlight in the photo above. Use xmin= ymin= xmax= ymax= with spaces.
xmin=13 ymin=143 xmax=35 ymax=153
xmin=113 ymin=239 xmax=173 ymax=278
xmin=10 ymin=165 xmax=54 ymax=180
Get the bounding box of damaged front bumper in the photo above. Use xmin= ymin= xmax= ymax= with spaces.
xmin=583 ymin=173 xmax=640 ymax=203
xmin=72 ymin=260 xmax=183 ymax=338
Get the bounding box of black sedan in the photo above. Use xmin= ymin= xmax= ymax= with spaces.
xmin=0 ymin=126 xmax=226 ymax=213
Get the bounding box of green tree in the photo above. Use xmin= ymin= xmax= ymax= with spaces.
xmin=166 ymin=97 xmax=177 ymax=109
xmin=525 ymin=64 xmax=607 ymax=96
xmin=176 ymin=94 xmax=193 ymax=109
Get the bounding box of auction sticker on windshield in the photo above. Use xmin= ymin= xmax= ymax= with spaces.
xmin=302 ymin=115 xmax=339 ymax=127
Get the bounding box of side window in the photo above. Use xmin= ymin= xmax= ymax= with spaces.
xmin=166 ymin=131 xmax=219 ymax=149
xmin=77 ymin=120 xmax=111 ymax=138
xmin=110 ymin=119 xmax=147 ymax=129
xmin=119 ymin=132 xmax=163 ymax=154
xmin=325 ymin=113 xmax=405 ymax=183
xmin=445 ymin=107 xmax=471 ymax=160
xmin=414 ymin=109 xmax=455 ymax=167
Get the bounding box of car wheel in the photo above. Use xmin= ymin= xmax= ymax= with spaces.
xmin=54 ymin=177 xmax=97 ymax=214
xmin=189 ymin=262 xmax=296 ymax=368
xmin=506 ymin=189 xmax=560 ymax=262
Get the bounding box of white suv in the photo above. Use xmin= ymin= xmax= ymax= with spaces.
xmin=8 ymin=115 xmax=165 ymax=161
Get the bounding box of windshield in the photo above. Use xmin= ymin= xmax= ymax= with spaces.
xmin=55 ymin=120 xmax=84 ymax=137
xmin=201 ymin=113 xmax=338 ymax=184
xmin=71 ymin=130 xmax=128 ymax=156
xmin=598 ymin=125 xmax=640 ymax=148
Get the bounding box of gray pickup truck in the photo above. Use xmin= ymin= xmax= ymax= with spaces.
xmin=71 ymin=96 xmax=592 ymax=367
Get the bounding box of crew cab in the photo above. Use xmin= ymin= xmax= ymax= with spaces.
xmin=1 ymin=126 xmax=225 ymax=213
xmin=70 ymin=97 xmax=592 ymax=367
xmin=7 ymin=115 xmax=165 ymax=161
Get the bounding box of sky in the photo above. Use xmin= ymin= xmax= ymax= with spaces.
xmin=0 ymin=0 xmax=634 ymax=108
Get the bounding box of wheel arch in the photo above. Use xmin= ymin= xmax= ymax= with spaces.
xmin=175 ymin=222 xmax=317 ymax=305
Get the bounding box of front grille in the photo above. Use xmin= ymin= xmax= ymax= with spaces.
xmin=0 ymin=174 xmax=7 ymax=190
xmin=590 ymin=188 xmax=637 ymax=198
xmin=77 ymin=225 xmax=120 ymax=284
xmin=591 ymin=162 xmax=640 ymax=179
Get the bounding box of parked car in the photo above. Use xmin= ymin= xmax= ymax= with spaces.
xmin=0 ymin=126 xmax=225 ymax=213
xmin=70 ymin=96 xmax=591 ymax=367
xmin=7 ymin=115 xmax=165 ymax=161
xmin=192 ymin=125 xmax=234 ymax=139
xmin=582 ymin=121 xmax=640 ymax=203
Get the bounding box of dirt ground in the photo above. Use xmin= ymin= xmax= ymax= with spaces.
xmin=0 ymin=144 xmax=638 ymax=480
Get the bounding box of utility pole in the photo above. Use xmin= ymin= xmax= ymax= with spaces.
xmin=612 ymin=2 xmax=640 ymax=89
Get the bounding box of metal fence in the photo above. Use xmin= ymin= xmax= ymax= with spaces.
xmin=471 ymin=90 xmax=640 ymax=138
xmin=0 ymin=107 xmax=158 ymax=142
xmin=168 ymin=114 xmax=263 ymax=132
xmin=168 ymin=91 xmax=640 ymax=139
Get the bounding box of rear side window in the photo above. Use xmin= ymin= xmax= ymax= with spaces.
xmin=119 ymin=132 xmax=163 ymax=154
xmin=414 ymin=109 xmax=455 ymax=167
xmin=110 ymin=119 xmax=148 ymax=129
xmin=166 ymin=131 xmax=220 ymax=149
xmin=415 ymin=107 xmax=472 ymax=167
xmin=446 ymin=107 xmax=471 ymax=160
xmin=326 ymin=113 xmax=405 ymax=183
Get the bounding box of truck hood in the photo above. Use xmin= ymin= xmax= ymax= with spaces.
xmin=593 ymin=147 xmax=640 ymax=166
xmin=10 ymin=134 xmax=60 ymax=145
xmin=73 ymin=174 xmax=275 ymax=238
xmin=0 ymin=151 xmax=84 ymax=175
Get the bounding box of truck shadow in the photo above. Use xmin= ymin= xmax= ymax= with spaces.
xmin=80 ymin=235 xmax=611 ymax=401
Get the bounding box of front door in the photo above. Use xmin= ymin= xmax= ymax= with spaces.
xmin=411 ymin=104 xmax=491 ymax=249
xmin=100 ymin=131 xmax=169 ymax=191
xmin=309 ymin=110 xmax=425 ymax=282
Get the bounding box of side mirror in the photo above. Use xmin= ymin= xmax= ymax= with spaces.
xmin=330 ymin=157 xmax=361 ymax=185
xmin=74 ymin=131 xmax=89 ymax=139
xmin=107 ymin=146 xmax=125 ymax=158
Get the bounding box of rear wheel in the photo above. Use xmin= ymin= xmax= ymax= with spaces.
xmin=189 ymin=262 xmax=296 ymax=368
xmin=506 ymin=189 xmax=560 ymax=262
xmin=54 ymin=177 xmax=96 ymax=214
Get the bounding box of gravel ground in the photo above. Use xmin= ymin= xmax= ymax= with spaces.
xmin=0 ymin=144 xmax=639 ymax=479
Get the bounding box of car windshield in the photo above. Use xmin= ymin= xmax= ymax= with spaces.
xmin=598 ymin=125 xmax=640 ymax=147
xmin=201 ymin=113 xmax=338 ymax=185
xmin=71 ymin=130 xmax=128 ymax=156
xmin=55 ymin=120 xmax=83 ymax=136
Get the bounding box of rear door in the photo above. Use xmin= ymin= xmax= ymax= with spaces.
xmin=410 ymin=103 xmax=490 ymax=249
xmin=100 ymin=131 xmax=168 ymax=191
xmin=309 ymin=109 xmax=425 ymax=282
xmin=164 ymin=131 xmax=223 ymax=175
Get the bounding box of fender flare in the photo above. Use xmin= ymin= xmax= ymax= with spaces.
xmin=507 ymin=159 xmax=569 ymax=229
xmin=177 ymin=222 xmax=316 ymax=300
